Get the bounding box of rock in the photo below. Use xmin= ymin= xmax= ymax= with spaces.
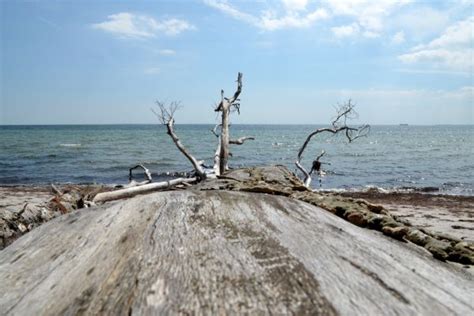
xmin=334 ymin=206 xmax=347 ymax=217
xmin=382 ymin=226 xmax=409 ymax=240
xmin=406 ymin=229 xmax=431 ymax=247
xmin=426 ymin=244 xmax=449 ymax=261
xmin=1 ymin=190 xmax=472 ymax=315
xmin=345 ymin=211 xmax=368 ymax=227
xmin=367 ymin=214 xmax=385 ymax=229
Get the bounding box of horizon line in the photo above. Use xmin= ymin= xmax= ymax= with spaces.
xmin=1 ymin=123 xmax=473 ymax=127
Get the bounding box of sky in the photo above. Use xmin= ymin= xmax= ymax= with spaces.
xmin=1 ymin=0 xmax=473 ymax=125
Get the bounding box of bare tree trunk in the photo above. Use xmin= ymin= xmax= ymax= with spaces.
xmin=215 ymin=73 xmax=243 ymax=175
xmin=219 ymin=103 xmax=230 ymax=173
xmin=214 ymin=140 xmax=221 ymax=176
xmin=212 ymin=124 xmax=253 ymax=176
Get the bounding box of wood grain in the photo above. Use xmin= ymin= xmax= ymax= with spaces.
xmin=0 ymin=190 xmax=472 ymax=315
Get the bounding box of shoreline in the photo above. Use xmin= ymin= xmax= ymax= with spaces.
xmin=339 ymin=190 xmax=474 ymax=244
xmin=2 ymin=184 xmax=473 ymax=242
xmin=1 ymin=175 xmax=473 ymax=272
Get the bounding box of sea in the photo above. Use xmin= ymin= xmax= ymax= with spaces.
xmin=0 ymin=125 xmax=472 ymax=195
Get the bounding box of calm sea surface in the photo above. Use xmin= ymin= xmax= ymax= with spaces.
xmin=0 ymin=125 xmax=472 ymax=195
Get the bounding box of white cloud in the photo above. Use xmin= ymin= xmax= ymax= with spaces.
xmin=391 ymin=31 xmax=405 ymax=44
xmin=392 ymin=7 xmax=449 ymax=41
xmin=398 ymin=17 xmax=474 ymax=71
xmin=157 ymin=49 xmax=176 ymax=56
xmin=332 ymin=23 xmax=359 ymax=38
xmin=399 ymin=49 xmax=473 ymax=71
xmin=204 ymin=0 xmax=328 ymax=31
xmin=204 ymin=0 xmax=413 ymax=37
xmin=413 ymin=17 xmax=473 ymax=50
xmin=282 ymin=0 xmax=308 ymax=11
xmin=395 ymin=68 xmax=470 ymax=76
xmin=203 ymin=0 xmax=259 ymax=25
xmin=157 ymin=18 xmax=196 ymax=36
xmin=260 ymin=8 xmax=329 ymax=31
xmin=323 ymin=0 xmax=412 ymax=38
xmin=92 ymin=12 xmax=195 ymax=39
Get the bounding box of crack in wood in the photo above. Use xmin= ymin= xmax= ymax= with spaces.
xmin=340 ymin=256 xmax=410 ymax=305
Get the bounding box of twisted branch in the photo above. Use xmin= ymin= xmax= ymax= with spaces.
xmin=296 ymin=101 xmax=370 ymax=188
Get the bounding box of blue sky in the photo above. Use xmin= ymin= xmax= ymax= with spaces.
xmin=1 ymin=0 xmax=473 ymax=124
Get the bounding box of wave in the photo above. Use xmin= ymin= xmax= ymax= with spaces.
xmin=59 ymin=143 xmax=81 ymax=147
xmin=318 ymin=184 xmax=473 ymax=196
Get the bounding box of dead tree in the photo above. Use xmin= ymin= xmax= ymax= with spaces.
xmin=154 ymin=101 xmax=207 ymax=180
xmin=296 ymin=100 xmax=369 ymax=188
xmin=214 ymin=72 xmax=243 ymax=175
xmin=94 ymin=74 xmax=250 ymax=202
xmin=211 ymin=123 xmax=254 ymax=176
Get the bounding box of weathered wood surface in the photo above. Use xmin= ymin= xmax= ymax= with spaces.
xmin=0 ymin=190 xmax=472 ymax=315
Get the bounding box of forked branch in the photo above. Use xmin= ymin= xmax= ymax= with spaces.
xmin=296 ymin=101 xmax=370 ymax=188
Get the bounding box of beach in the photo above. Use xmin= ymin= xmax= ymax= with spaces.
xmin=340 ymin=190 xmax=474 ymax=243
xmin=2 ymin=182 xmax=473 ymax=253
xmin=1 ymin=166 xmax=473 ymax=314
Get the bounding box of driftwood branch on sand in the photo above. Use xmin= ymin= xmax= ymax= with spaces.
xmin=1 ymin=176 xmax=472 ymax=314
xmin=92 ymin=177 xmax=197 ymax=203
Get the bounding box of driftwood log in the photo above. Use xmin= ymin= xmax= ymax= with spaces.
xmin=92 ymin=177 xmax=196 ymax=203
xmin=1 ymin=188 xmax=472 ymax=314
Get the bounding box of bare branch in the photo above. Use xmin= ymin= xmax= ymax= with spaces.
xmin=229 ymin=72 xmax=243 ymax=106
xmin=296 ymin=100 xmax=369 ymax=188
xmin=153 ymin=102 xmax=207 ymax=180
xmin=332 ymin=99 xmax=357 ymax=128
xmin=153 ymin=101 xmax=180 ymax=125
xmin=211 ymin=124 xmax=221 ymax=138
xmin=346 ymin=124 xmax=370 ymax=142
xmin=129 ymin=164 xmax=152 ymax=183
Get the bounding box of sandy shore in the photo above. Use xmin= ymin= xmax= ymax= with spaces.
xmin=338 ymin=191 xmax=474 ymax=243
xmin=1 ymin=185 xmax=473 ymax=249
xmin=0 ymin=186 xmax=52 ymax=214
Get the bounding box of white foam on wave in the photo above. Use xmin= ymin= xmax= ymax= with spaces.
xmin=59 ymin=143 xmax=81 ymax=147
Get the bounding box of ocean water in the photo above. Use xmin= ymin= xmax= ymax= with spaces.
xmin=0 ymin=125 xmax=472 ymax=195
